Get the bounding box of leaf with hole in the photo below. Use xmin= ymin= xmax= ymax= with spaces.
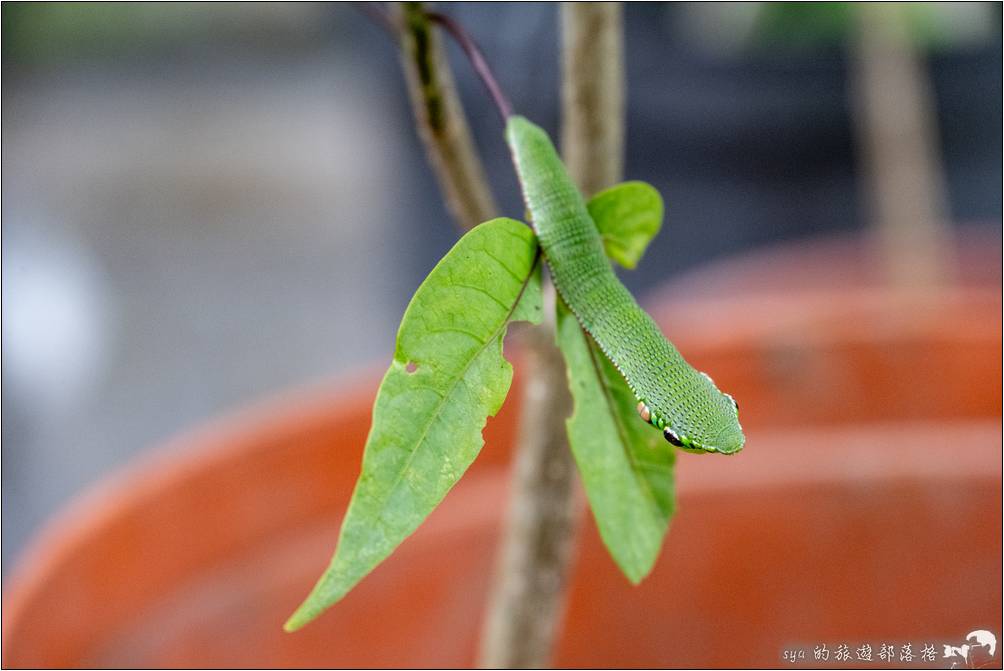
xmin=285 ymin=218 xmax=541 ymax=630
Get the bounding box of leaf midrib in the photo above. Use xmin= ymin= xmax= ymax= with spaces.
xmin=366 ymin=251 xmax=541 ymax=532
xmin=581 ymin=329 xmax=664 ymax=519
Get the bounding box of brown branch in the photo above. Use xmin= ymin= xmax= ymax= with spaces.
xmin=397 ymin=2 xmax=499 ymax=231
xmin=560 ymin=2 xmax=626 ymax=198
xmin=478 ymin=285 xmax=578 ymax=668
xmin=395 ymin=4 xmax=625 ymax=665
xmin=850 ymin=3 xmax=953 ymax=287
xmin=478 ymin=3 xmax=626 ymax=668
xmin=395 ymin=11 xmax=577 ymax=661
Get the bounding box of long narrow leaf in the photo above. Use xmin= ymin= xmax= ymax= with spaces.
xmin=556 ymin=182 xmax=673 ymax=582
xmin=557 ymin=298 xmax=675 ymax=583
xmin=286 ymin=218 xmax=541 ymax=630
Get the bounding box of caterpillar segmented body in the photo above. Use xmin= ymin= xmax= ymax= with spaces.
xmin=505 ymin=116 xmax=744 ymax=454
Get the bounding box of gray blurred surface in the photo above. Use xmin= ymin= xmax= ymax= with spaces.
xmin=2 ymin=5 xmax=426 ymax=564
xmin=2 ymin=3 xmax=1001 ymax=568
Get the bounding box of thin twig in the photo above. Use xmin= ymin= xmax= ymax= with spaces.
xmin=427 ymin=11 xmax=512 ymax=122
xmin=396 ymin=2 xmax=498 ymax=231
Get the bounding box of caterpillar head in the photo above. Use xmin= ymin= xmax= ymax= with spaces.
xmin=636 ymin=379 xmax=744 ymax=455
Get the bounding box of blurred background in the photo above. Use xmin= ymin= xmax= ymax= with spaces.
xmin=1 ymin=3 xmax=1001 ymax=666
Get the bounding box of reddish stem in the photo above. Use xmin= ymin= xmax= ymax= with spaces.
xmin=426 ymin=10 xmax=513 ymax=122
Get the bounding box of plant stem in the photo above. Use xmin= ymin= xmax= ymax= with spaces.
xmin=427 ymin=11 xmax=513 ymax=122
xmin=397 ymin=2 xmax=498 ymax=231
xmin=396 ymin=4 xmax=625 ymax=665
xmin=478 ymin=4 xmax=626 ymax=668
xmin=561 ymin=2 xmax=626 ymax=198
xmin=850 ymin=3 xmax=953 ymax=287
xmin=478 ymin=284 xmax=578 ymax=668
xmin=401 ymin=7 xmax=578 ymax=666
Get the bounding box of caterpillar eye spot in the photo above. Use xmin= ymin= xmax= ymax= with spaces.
xmin=663 ymin=427 xmax=683 ymax=447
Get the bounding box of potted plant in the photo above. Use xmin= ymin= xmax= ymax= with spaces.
xmin=4 ymin=4 xmax=1000 ymax=668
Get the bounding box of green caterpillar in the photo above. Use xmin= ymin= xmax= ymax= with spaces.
xmin=506 ymin=116 xmax=744 ymax=454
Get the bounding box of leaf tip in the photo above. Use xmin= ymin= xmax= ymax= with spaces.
xmin=615 ymin=252 xmax=639 ymax=270
xmin=612 ymin=544 xmax=661 ymax=586
xmin=284 ymin=583 xmax=339 ymax=633
xmin=621 ymin=561 xmax=654 ymax=586
xmin=283 ymin=604 xmax=313 ymax=633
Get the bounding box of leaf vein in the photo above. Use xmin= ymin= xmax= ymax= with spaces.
xmin=428 ymin=326 xmax=488 ymax=345
xmin=482 ymin=248 xmax=524 ymax=283
xmin=449 ymin=282 xmax=511 ymax=310
xmin=372 ymin=251 xmax=540 ymax=528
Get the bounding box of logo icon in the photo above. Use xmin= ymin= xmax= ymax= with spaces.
xmin=943 ymin=630 xmax=997 ymax=667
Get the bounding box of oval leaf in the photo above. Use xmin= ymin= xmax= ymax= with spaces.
xmin=285 ymin=218 xmax=541 ymax=631
xmin=587 ymin=181 xmax=663 ymax=269
xmin=556 ymin=297 xmax=675 ymax=583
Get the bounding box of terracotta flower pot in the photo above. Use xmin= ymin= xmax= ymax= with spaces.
xmin=3 ymin=231 xmax=1000 ymax=668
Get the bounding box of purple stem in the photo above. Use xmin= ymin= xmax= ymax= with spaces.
xmin=426 ymin=11 xmax=514 ymax=122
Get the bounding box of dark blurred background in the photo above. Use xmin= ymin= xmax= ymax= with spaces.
xmin=2 ymin=2 xmax=1001 ymax=568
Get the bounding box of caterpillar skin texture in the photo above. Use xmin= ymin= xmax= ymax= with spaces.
xmin=505 ymin=116 xmax=744 ymax=454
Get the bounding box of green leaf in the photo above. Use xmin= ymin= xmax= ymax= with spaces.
xmin=587 ymin=181 xmax=664 ymax=269
xmin=556 ymin=297 xmax=675 ymax=583
xmin=285 ymin=218 xmax=541 ymax=631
